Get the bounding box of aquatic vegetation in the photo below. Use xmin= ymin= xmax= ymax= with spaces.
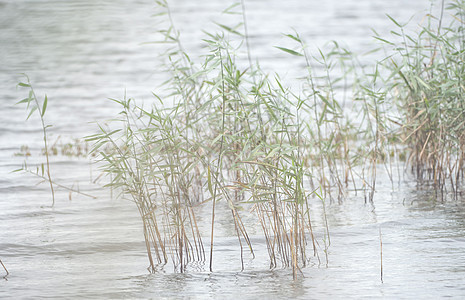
xmin=14 ymin=0 xmax=465 ymax=278
xmin=377 ymin=0 xmax=465 ymax=197
xmin=15 ymin=79 xmax=96 ymax=201
xmin=14 ymin=145 xmax=32 ymax=157
xmin=86 ymin=0 xmax=333 ymax=276
xmin=45 ymin=137 xmax=89 ymax=157
xmin=86 ymin=0 xmax=465 ymax=275
xmin=16 ymin=75 xmax=55 ymax=206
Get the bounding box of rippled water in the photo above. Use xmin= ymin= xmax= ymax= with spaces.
xmin=1 ymin=0 xmax=465 ymax=298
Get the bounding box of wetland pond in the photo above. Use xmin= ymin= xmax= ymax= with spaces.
xmin=1 ymin=0 xmax=465 ymax=298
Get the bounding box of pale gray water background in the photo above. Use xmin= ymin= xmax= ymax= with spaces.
xmin=1 ymin=0 xmax=465 ymax=299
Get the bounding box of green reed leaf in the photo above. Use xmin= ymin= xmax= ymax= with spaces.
xmin=18 ymin=82 xmax=30 ymax=88
xmin=26 ymin=106 xmax=37 ymax=120
xmin=274 ymin=46 xmax=303 ymax=56
xmin=42 ymin=95 xmax=48 ymax=117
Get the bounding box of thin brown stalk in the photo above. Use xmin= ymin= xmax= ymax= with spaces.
xmin=1 ymin=259 xmax=9 ymax=280
xmin=380 ymin=227 xmax=384 ymax=284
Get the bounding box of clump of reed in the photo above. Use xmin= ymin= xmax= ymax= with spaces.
xmin=378 ymin=0 xmax=465 ymax=197
xmin=86 ymin=0 xmax=465 ymax=276
xmin=87 ymin=0 xmax=332 ymax=276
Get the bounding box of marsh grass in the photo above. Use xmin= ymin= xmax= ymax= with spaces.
xmin=376 ymin=0 xmax=465 ymax=198
xmin=86 ymin=0 xmax=465 ymax=275
xmin=86 ymin=0 xmax=335 ymax=275
xmin=50 ymin=0 xmax=465 ymax=275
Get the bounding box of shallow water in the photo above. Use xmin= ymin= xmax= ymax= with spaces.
xmin=1 ymin=0 xmax=465 ymax=299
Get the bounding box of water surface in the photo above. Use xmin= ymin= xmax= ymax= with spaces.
xmin=1 ymin=0 xmax=464 ymax=299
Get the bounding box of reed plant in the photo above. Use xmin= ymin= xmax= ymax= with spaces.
xmin=16 ymin=76 xmax=55 ymax=205
xmin=12 ymin=0 xmax=465 ymax=281
xmin=16 ymin=77 xmax=96 ymax=202
xmin=377 ymin=0 xmax=465 ymax=197
xmin=87 ymin=0 xmax=333 ymax=275
xmin=85 ymin=0 xmax=465 ymax=276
